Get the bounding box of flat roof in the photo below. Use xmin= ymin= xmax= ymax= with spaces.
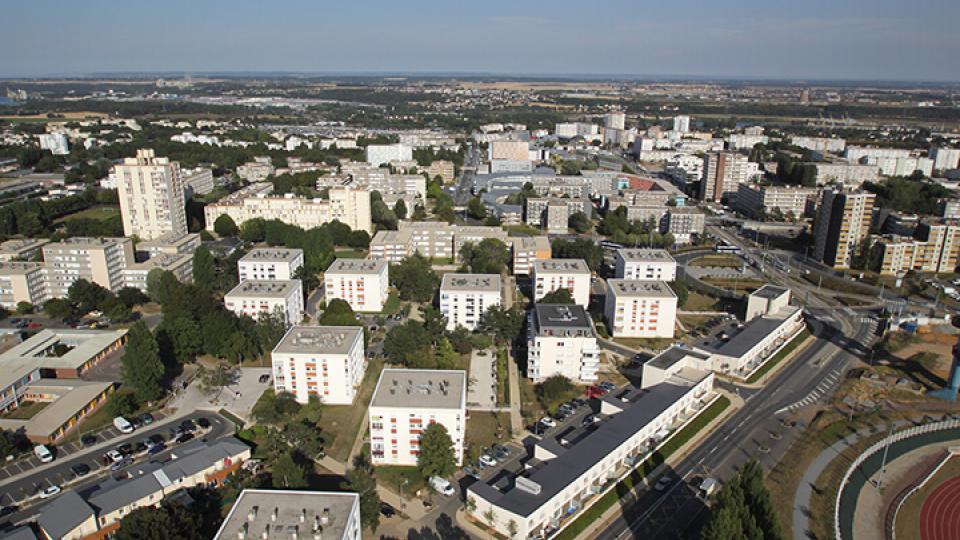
xmin=136 ymin=232 xmax=200 ymax=248
xmin=225 ymin=280 xmax=300 ymax=299
xmin=0 ymin=261 xmax=45 ymax=274
xmin=214 ymin=489 xmax=358 ymax=540
xmin=617 ymin=248 xmax=676 ymax=263
xmin=469 ymin=373 xmax=710 ymax=517
xmin=441 ymin=273 xmax=501 ymax=293
xmin=0 ymin=238 xmax=49 ymax=252
xmin=42 ymin=237 xmax=128 ymax=249
xmin=370 ymin=369 xmax=466 ymax=410
xmin=512 ymin=236 xmax=551 ymax=250
xmin=606 ymin=279 xmax=676 ymax=299
xmin=371 ymin=230 xmax=412 ymax=243
xmin=647 ymin=345 xmax=711 ymax=370
xmin=751 ymin=284 xmax=789 ymax=300
xmin=533 ymin=259 xmax=590 ymax=274
xmin=533 ymin=304 xmax=592 ymax=331
xmin=272 ymin=326 xmax=362 ymax=356
xmin=325 ymin=258 xmax=387 ymax=275
xmin=125 ymin=254 xmax=191 ymax=272
xmin=0 ymin=379 xmax=113 ymax=438
xmin=0 ymin=329 xmax=127 ymax=382
xmin=709 ymin=307 xmax=800 ymax=358
xmin=240 ymin=248 xmax=304 ymax=264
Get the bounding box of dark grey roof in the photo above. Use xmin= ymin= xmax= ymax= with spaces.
xmin=468 ymin=378 xmax=706 ymax=517
xmin=36 ymin=490 xmax=95 ymax=540
xmin=87 ymin=471 xmax=165 ymax=515
xmin=647 ymin=346 xmax=711 ymax=370
xmin=0 ymin=526 xmax=37 ymax=540
xmin=751 ymin=284 xmax=789 ymax=300
xmin=709 ymin=316 xmax=788 ymax=358
xmin=533 ymin=304 xmax=591 ymax=331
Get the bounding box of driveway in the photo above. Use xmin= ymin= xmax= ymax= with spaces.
xmin=466 ymin=349 xmax=496 ymax=410
xmin=169 ymin=366 xmax=271 ymax=422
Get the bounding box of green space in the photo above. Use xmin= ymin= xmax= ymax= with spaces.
xmin=376 ymin=465 xmax=426 ymax=495
xmin=495 ymin=347 xmax=510 ymax=405
xmin=504 ymin=225 xmax=543 ymax=236
xmin=0 ymin=401 xmax=49 ymax=420
xmin=801 ymin=272 xmax=874 ymax=295
xmin=701 ymin=277 xmax=766 ymax=292
xmin=745 ymin=328 xmax=813 ymax=384
xmin=554 ymin=396 xmax=731 ymax=540
xmin=678 ymin=313 xmax=715 ymax=331
xmin=612 ymin=337 xmax=675 ymax=352
xmin=334 ymin=248 xmax=367 ymax=259
xmin=324 ymin=357 xmax=384 ymax=461
xmin=380 ymin=292 xmax=402 ymax=315
xmin=465 ymin=411 xmax=511 ymax=463
xmin=52 ymin=205 xmax=120 ymax=223
xmin=683 ymin=291 xmax=719 ymax=311
xmin=689 ymin=255 xmax=743 ymax=268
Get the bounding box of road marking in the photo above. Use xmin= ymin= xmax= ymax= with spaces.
xmin=709 ymin=445 xmax=718 ymax=454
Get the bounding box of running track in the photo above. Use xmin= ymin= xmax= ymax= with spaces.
xmin=920 ymin=475 xmax=960 ymax=540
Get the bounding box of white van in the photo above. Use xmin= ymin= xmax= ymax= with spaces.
xmin=113 ymin=416 xmax=134 ymax=434
xmin=34 ymin=444 xmax=53 ymax=463
xmin=429 ymin=476 xmax=455 ymax=496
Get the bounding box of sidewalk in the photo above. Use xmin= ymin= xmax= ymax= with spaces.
xmin=574 ymin=389 xmax=743 ymax=540
xmin=507 ymin=348 xmax=523 ymax=435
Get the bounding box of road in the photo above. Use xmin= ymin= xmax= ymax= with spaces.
xmin=0 ymin=411 xmax=233 ymax=526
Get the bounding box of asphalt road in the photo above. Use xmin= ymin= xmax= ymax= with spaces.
xmin=0 ymin=411 xmax=234 ymax=525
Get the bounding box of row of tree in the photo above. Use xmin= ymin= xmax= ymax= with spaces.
xmin=599 ymin=207 xmax=676 ymax=249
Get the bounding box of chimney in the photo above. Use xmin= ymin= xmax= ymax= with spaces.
xmin=320 ymin=509 xmax=330 ymax=526
xmin=261 ymin=525 xmax=270 ymax=540
xmin=291 ymin=525 xmax=299 ymax=540
xmin=300 ymin=509 xmax=307 ymax=523
xmin=272 ymin=507 xmax=278 ymax=522
xmin=248 ymin=506 xmax=259 ymax=522
xmin=238 ymin=523 xmax=248 ymax=540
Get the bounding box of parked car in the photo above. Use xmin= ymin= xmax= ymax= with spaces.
xmin=105 ymin=449 xmax=124 ymax=463
xmin=175 ymin=433 xmax=194 ymax=445
xmin=149 ymin=434 xmax=165 ymax=445
xmin=584 ymin=386 xmax=606 ymax=399
xmin=654 ymin=475 xmax=674 ymax=492
xmin=139 ymin=413 xmax=154 ymax=426
xmin=0 ymin=505 xmax=16 ymax=517
xmin=598 ymin=381 xmax=616 ymax=391
xmin=26 ymin=322 xmax=42 ymax=329
xmin=113 ymin=416 xmax=134 ymax=434
xmin=379 ymin=502 xmax=397 ymax=518
xmin=117 ymin=443 xmax=132 ymax=455
xmin=539 ymin=417 xmax=556 ymax=428
xmin=429 ymin=476 xmax=455 ymax=496
xmin=148 ymin=442 xmax=166 ymax=455
xmin=80 ymin=434 xmax=97 ymax=446
xmin=258 ymin=374 xmax=271 ymax=383
xmin=110 ymin=457 xmax=133 ymax=471
xmin=463 ymin=466 xmax=480 ymax=479
xmin=196 ymin=417 xmax=211 ymax=429
xmin=582 ymin=415 xmax=598 ymax=427
xmin=71 ymin=464 xmax=91 ymax=477
xmin=34 ymin=444 xmax=54 ymax=463
xmin=479 ymin=454 xmax=497 ymax=467
xmin=180 ymin=419 xmax=196 ymax=433
xmin=493 ymin=444 xmax=509 ymax=460
xmin=38 ymin=485 xmax=61 ymax=499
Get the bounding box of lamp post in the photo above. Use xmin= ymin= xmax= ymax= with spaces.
xmin=400 ymin=478 xmax=408 ymax=512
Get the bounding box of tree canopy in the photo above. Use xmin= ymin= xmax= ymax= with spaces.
xmin=538 ymin=288 xmax=575 ymax=304
xmin=459 ymin=238 xmax=509 ymax=274
xmin=121 ymin=321 xmax=165 ymax=402
xmin=701 ymin=460 xmax=784 ymax=540
xmin=391 ymin=254 xmax=439 ymax=302
xmin=551 ymin=238 xmax=603 ymax=271
xmin=213 ymin=214 xmax=238 ymax=237
xmin=418 ymin=423 xmax=457 ymax=479
xmin=863 ymin=176 xmax=951 ymax=215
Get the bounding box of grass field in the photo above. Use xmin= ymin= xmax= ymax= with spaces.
xmin=613 ymin=337 xmax=675 ymax=352
xmin=701 ymin=277 xmax=766 ymax=292
xmin=381 ymin=292 xmax=402 ymax=315
xmin=52 ymin=205 xmax=120 ymax=223
xmin=689 ymin=255 xmax=743 ymax=268
xmin=0 ymin=401 xmax=48 ymax=420
xmin=683 ymin=291 xmax=719 ymax=311
xmin=334 ymin=248 xmax=367 ymax=259
xmin=324 ymin=357 xmax=384 ymax=462
xmin=376 ymin=465 xmax=426 ymax=496
xmin=465 ymin=411 xmax=511 ymax=463
xmin=895 ymin=456 xmax=960 ymax=539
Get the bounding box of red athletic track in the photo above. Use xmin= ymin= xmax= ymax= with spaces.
xmin=920 ymin=475 xmax=960 ymax=540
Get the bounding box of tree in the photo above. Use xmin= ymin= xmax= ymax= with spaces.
xmin=283 ymin=420 xmax=325 ymax=459
xmin=0 ymin=428 xmax=28 ymax=459
xmin=568 ymin=211 xmax=592 ymax=233
xmin=213 ymin=214 xmax=238 ymax=237
xmin=433 ymin=337 xmax=460 ymax=370
xmin=669 ymin=280 xmax=689 ymax=308
xmin=102 ymin=297 xmax=135 ymax=323
xmin=114 ymin=501 xmax=204 ymax=540
xmin=539 ymin=375 xmax=575 ymax=402
xmin=157 ymin=314 xmax=203 ymax=365
xmin=15 ymin=301 xmax=33 ymax=315
xmin=480 ymin=305 xmax=526 ymax=344
xmin=121 ymin=322 xmax=165 ymax=402
xmin=43 ymin=298 xmax=74 ymax=319
xmin=418 ymin=423 xmax=456 ymax=479
xmin=196 ymin=361 xmax=240 ymax=396
xmin=192 ymin=246 xmax=215 ymax=288
xmin=271 ymin=451 xmax=308 ymax=488
xmin=252 ymin=390 xmax=301 ymax=425
xmin=341 ymin=466 xmax=381 ymax=532
xmin=67 ymin=279 xmax=111 ymax=314
xmin=17 ymin=212 xmax=43 ymax=236
xmin=146 ymin=269 xmax=180 ymax=305
xmin=467 ymin=196 xmax=487 ymax=219
xmin=391 ymin=254 xmax=439 ymax=302
xmin=239 ymin=217 xmax=266 ymax=242
xmin=106 ymin=391 xmax=139 ymax=417
xmin=538 ymin=288 xmax=575 ymax=304
xmin=117 ymin=287 xmax=149 ymax=308
xmin=459 ymin=238 xmax=509 ymax=274
xmin=701 ymin=460 xmax=784 ymax=540
xmin=552 ymin=238 xmax=603 ymax=270
xmin=383 ymin=321 xmax=433 ymax=366
xmin=317 ymin=299 xmax=360 ymax=326
xmin=393 ymin=199 xmax=408 ymax=220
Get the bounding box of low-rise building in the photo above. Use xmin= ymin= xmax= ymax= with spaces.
xmin=238 ymin=248 xmax=304 ymax=282
xmin=735 ymin=184 xmax=818 ymax=219
xmin=236 ymin=157 xmax=275 ymax=182
xmin=532 ymin=259 xmax=591 ymax=307
xmin=182 ymin=166 xmax=215 ymax=196
xmin=525 ymin=197 xmax=590 ymax=230
xmin=527 ymin=304 xmax=599 ymax=382
xmin=368 ymin=369 xmax=467 ymax=467
xmin=214 ymin=490 xmax=362 ymax=540
xmin=0 ymin=261 xmax=48 ymax=308
xmin=368 ymin=230 xmax=412 ymax=263
xmin=224 ymin=280 xmax=304 ymax=325
xmin=123 ymin=253 xmax=193 ymax=292
xmin=135 ymin=232 xmax=201 ymax=259
xmin=511 ymin=236 xmax=551 ymax=276
xmin=603 ymin=280 xmax=677 ymax=338
xmin=324 ymin=259 xmax=389 ymax=312
xmin=614 ymin=249 xmax=676 ymax=281
xmin=272 ymin=325 xmax=366 ymax=405
xmin=0 ymin=238 xmax=49 ymax=262
xmin=42 ymin=237 xmax=135 ymax=297
xmin=745 ymin=285 xmax=791 ymax=321
xmin=439 ymin=273 xmax=501 ymax=331
xmin=664 ymin=207 xmax=706 ymax=244
xmin=204 ymin=184 xmax=372 ymax=234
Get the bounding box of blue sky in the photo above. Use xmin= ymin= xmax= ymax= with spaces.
xmin=3 ymin=0 xmax=959 ymax=81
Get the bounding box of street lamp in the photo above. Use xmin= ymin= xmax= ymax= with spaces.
xmin=400 ymin=478 xmax=408 ymax=511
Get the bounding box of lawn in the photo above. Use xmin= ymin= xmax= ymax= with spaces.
xmin=745 ymin=328 xmax=813 ymax=384
xmin=504 ymin=225 xmax=544 ymax=236
xmin=495 ymin=348 xmax=509 ymax=405
xmin=519 ymin=377 xmax=544 ymax=424
xmin=683 ymin=291 xmax=719 ymax=311
xmin=701 ymin=277 xmax=766 ymax=292
xmin=52 ymin=205 xmax=120 ymax=223
xmin=612 ymin=337 xmax=675 ymax=352
xmin=689 ymin=254 xmax=743 ymax=268
xmin=465 ymin=411 xmax=511 ymax=463
xmin=801 ymin=272 xmax=874 ymax=295
xmin=376 ymin=465 xmax=426 ymax=495
xmin=0 ymin=401 xmax=49 ymax=420
xmin=381 ymin=292 xmax=402 ymax=315
xmin=895 ymin=457 xmax=960 ymax=539
xmin=678 ymin=314 xmax=715 ymax=331
xmin=323 ymin=357 xmax=384 ymax=462
xmin=334 ymin=248 xmax=367 ymax=259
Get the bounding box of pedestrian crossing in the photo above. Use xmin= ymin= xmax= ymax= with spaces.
xmin=775 ymin=368 xmax=843 ymax=415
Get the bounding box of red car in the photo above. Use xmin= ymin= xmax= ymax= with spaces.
xmin=584 ymin=386 xmax=606 ymax=399
xmin=26 ymin=322 xmax=43 ymax=329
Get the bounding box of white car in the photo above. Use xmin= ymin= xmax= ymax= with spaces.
xmin=38 ymin=485 xmax=61 ymax=499
xmin=106 ymin=449 xmax=124 ymax=463
xmin=34 ymin=444 xmax=54 ymax=463
xmin=539 ymin=417 xmax=557 ymax=428
xmin=429 ymin=476 xmax=455 ymax=496
xmin=113 ymin=416 xmax=134 ymax=434
xmin=479 ymin=454 xmax=497 ymax=467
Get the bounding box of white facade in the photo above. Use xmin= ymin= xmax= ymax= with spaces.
xmin=793 ymin=136 xmax=846 ymax=154
xmin=39 ymin=133 xmax=69 ymax=155
xmin=931 ymin=147 xmax=960 ymax=171
xmin=214 ymin=490 xmax=361 ymax=540
xmin=204 ymin=184 xmax=373 ymax=234
xmin=369 ymin=369 xmax=467 ymax=467
xmin=489 ymin=140 xmax=530 ymax=162
xmin=224 ymin=280 xmax=304 ymax=325
xmin=511 ymin=236 xmax=551 ymax=276
xmin=365 ymin=144 xmax=413 ymax=167
xmin=324 ymin=259 xmax=389 ymax=312
xmin=673 ymin=115 xmax=690 ymax=133
xmin=604 ymin=280 xmax=677 ymax=338
xmin=439 ymin=273 xmax=501 ymax=331
xmin=745 ymin=285 xmax=791 ymax=322
xmin=814 ymin=162 xmax=880 ymax=188
xmin=527 ymin=304 xmax=599 ymax=382
xmin=532 ymin=259 xmax=591 ymax=307
xmin=238 ymin=248 xmax=304 ymax=282
xmin=113 ymin=149 xmax=188 ymax=240
xmin=271 ymin=325 xmax=366 ymax=405
xmin=606 ymin=112 xmax=626 ymax=130
xmin=614 ymin=249 xmax=677 ymax=281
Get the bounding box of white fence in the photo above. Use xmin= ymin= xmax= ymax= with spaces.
xmin=834 ymin=418 xmax=960 ymax=540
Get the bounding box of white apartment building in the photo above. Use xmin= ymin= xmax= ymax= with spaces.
xmin=735 ymin=184 xmax=818 ymax=219
xmin=0 ymin=262 xmax=48 ymax=308
xmin=38 ymin=133 xmax=69 ymax=155
xmin=931 ymin=147 xmax=960 ymax=171
xmin=235 ymin=157 xmax=275 ymax=182
xmin=123 ymin=254 xmax=193 ymax=292
xmin=271 ymin=325 xmax=366 ymax=405
xmin=238 ymin=248 xmax=304 ymax=281
xmin=365 ymin=143 xmax=413 ymax=167
xmin=606 ymin=112 xmax=626 ymax=130
xmin=0 ymin=238 xmax=49 ymax=262
xmin=726 ymin=133 xmax=769 ymax=151
xmin=792 ymin=136 xmax=846 ymax=154
xmin=224 ymin=280 xmax=304 ymax=325
xmin=369 ymin=369 xmax=467 ymax=467
xmin=527 ymin=304 xmax=599 ymax=383
xmin=664 ymin=207 xmax=706 ymax=244
xmin=511 ymin=236 xmax=551 ymax=275
xmin=135 ymin=232 xmax=201 ymax=259
xmin=814 ymin=162 xmax=881 ymax=188
xmin=204 ymin=184 xmax=372 ymax=234
xmin=745 ymin=285 xmax=791 ymax=322
xmin=672 ymin=115 xmax=690 ymax=133
xmin=112 ymin=149 xmax=188 ymax=240
xmin=369 ymin=230 xmax=413 ymax=263
xmin=214 ymin=490 xmax=361 ymax=540
xmin=614 ymin=249 xmax=677 ymax=281
xmin=323 ymin=259 xmax=389 ymax=312
xmin=182 ymin=167 xmax=215 ymax=196
xmin=532 ymin=259 xmax=591 ymax=307
xmin=604 ymin=280 xmax=677 ymax=338
xmin=42 ymin=237 xmax=135 ymax=297
xmin=844 ymin=146 xmax=912 ymax=162
xmin=439 ymin=273 xmax=501 ymax=331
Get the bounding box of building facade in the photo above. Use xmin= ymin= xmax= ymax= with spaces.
xmin=439 ymin=273 xmax=501 ymax=331
xmin=813 ymin=190 xmax=876 ymax=269
xmin=113 ymin=149 xmax=188 ymax=240
xmin=527 ymin=304 xmax=600 ymax=382
xmin=324 ymin=259 xmax=389 ymax=312
xmin=512 ymin=236 xmax=551 ymax=275
xmin=224 ymin=280 xmax=304 ymax=325
xmin=603 ymin=280 xmax=677 ymax=338
xmin=614 ymin=249 xmax=677 ymax=281
xmin=238 ymin=248 xmax=304 ymax=282
xmin=532 ymin=259 xmax=591 ymax=307
xmin=272 ymin=326 xmax=366 ymax=405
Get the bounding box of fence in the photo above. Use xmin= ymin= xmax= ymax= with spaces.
xmin=834 ymin=418 xmax=960 ymax=540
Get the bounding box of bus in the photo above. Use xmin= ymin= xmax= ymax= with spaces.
xmin=715 ymin=241 xmax=742 ymax=255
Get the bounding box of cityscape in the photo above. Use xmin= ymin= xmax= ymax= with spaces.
xmin=1 ymin=2 xmax=960 ymax=540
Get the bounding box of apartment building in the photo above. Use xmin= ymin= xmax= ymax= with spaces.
xmin=425 ymin=160 xmax=456 ymax=183
xmin=527 ymin=304 xmax=600 ymax=382
xmin=398 ymin=221 xmax=456 ymax=260
xmin=792 ymin=136 xmax=846 ymax=154
xmin=235 ymin=156 xmax=275 ymax=181
xmin=204 ymin=184 xmax=373 ymax=234
xmin=606 ymin=111 xmax=627 ymax=130
xmin=38 ymin=132 xmax=69 ymax=155
xmin=467 ymin=372 xmax=714 ymax=540
xmin=182 ymin=167 xmax=215 ymax=196
xmin=877 ymin=220 xmax=960 ymax=275
xmin=876 ymin=236 xmax=929 ymax=276
xmin=123 ymin=254 xmax=193 ymax=292
xmin=238 ymin=248 xmax=304 ymax=281
xmin=439 ymin=273 xmax=501 ymax=331
xmin=112 ymin=149 xmax=188 ymax=240
xmin=368 ymin=369 xmax=467 ymax=466
xmin=813 ymin=189 xmax=875 ymax=269
xmin=532 ymin=259 xmax=592 ymax=307
xmin=490 ymin=140 xmax=530 ymax=162
xmin=0 ymin=238 xmax=49 ymax=262
xmin=512 ymin=236 xmax=551 ymax=275
xmin=42 ymin=237 xmax=135 ymax=296
xmin=603 ymin=280 xmax=677 ymax=338
xmin=135 ymin=232 xmax=201 ymax=259
xmin=369 ymin=230 xmax=413 ymax=263
xmin=452 ymin=226 xmax=509 ymax=262
xmin=614 ymin=249 xmax=677 ymax=281
xmin=664 ymin=207 xmax=706 ymax=244
xmin=525 ymin=197 xmax=590 ymax=229
xmin=271 ymin=325 xmax=366 ymax=405
xmin=0 ymin=262 xmax=48 ymax=308
xmin=324 ymin=259 xmax=389 ymax=312
xmin=931 ymin=147 xmax=960 ymax=171
xmin=745 ymin=285 xmax=791 ymax=321
xmin=700 ymin=152 xmax=757 ymax=202
xmin=214 ymin=490 xmax=361 ymax=540
xmin=735 ymin=184 xmax=818 ymax=219
xmin=365 ymin=143 xmax=413 ymax=167
xmin=814 ymin=163 xmax=880 ymax=188
xmin=673 ymin=115 xmax=690 ymax=133
xmin=224 ymin=280 xmax=304 ymax=325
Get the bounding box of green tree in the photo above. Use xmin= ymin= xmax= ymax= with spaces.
xmin=701 ymin=460 xmax=784 ymax=540
xmin=43 ymin=298 xmax=74 ymax=319
xmin=239 ymin=217 xmax=267 ymax=242
xmin=480 ymin=305 xmax=526 ymax=344
xmin=317 ymin=299 xmax=361 ymax=326
xmin=271 ymin=451 xmax=308 ymax=489
xmin=15 ymin=301 xmax=33 ymax=315
xmin=192 ymin=246 xmax=216 ymax=288
xmin=433 ymin=337 xmax=461 ymax=370
xmin=341 ymin=466 xmax=381 ymax=532
xmin=459 ymin=238 xmax=509 ymax=274
xmin=467 ymin=196 xmax=487 ymax=219
xmin=121 ymin=322 xmax=165 ymax=402
xmin=669 ymin=280 xmax=689 ymax=308
xmin=418 ymin=423 xmax=456 ymax=479
xmin=67 ymin=278 xmax=111 ymax=314
xmin=552 ymin=238 xmax=603 ymax=270
xmin=213 ymin=214 xmax=238 ymax=237
xmin=252 ymin=390 xmax=302 ymax=425
xmin=157 ymin=314 xmax=203 ymax=365
xmin=282 ymin=420 xmax=325 ymax=459
xmin=106 ymin=391 xmax=140 ymax=417
xmin=102 ymin=297 xmax=135 ymax=323
xmin=538 ymin=288 xmax=575 ymax=304
xmin=196 ymin=361 xmax=240 ymax=396
xmin=539 ymin=375 xmax=575 ymax=403
xmin=568 ymin=211 xmax=592 ymax=233
xmin=117 ymin=287 xmax=149 ymax=307
xmin=391 ymin=254 xmax=439 ymax=302
xmin=393 ymin=199 xmax=408 ymax=220
xmin=114 ymin=501 xmax=204 ymax=540
xmin=383 ymin=321 xmax=433 ymax=366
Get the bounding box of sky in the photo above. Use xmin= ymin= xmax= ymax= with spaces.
xmin=3 ymin=0 xmax=959 ymax=81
